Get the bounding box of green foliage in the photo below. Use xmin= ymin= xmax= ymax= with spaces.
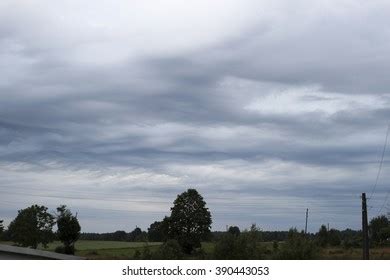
xmin=148 ymin=221 xmax=163 ymax=242
xmin=214 ymin=224 xmax=263 ymax=259
xmin=273 ymin=241 xmax=279 ymax=251
xmin=129 ymin=227 xmax=148 ymax=242
xmin=133 ymin=249 xmax=141 ymax=259
xmin=277 ymin=228 xmax=319 ymax=260
xmin=169 ymin=188 xmax=212 ymax=254
xmin=214 ymin=233 xmax=236 ymax=259
xmin=154 ymin=239 xmax=183 ymax=259
xmin=317 ymin=225 xmax=328 ymax=247
xmin=56 ymin=205 xmax=81 ymax=254
xmin=8 ymin=204 xmax=55 ymax=249
xmin=141 ymin=245 xmax=153 ymax=260
xmin=228 ymin=226 xmax=241 ymax=236
xmin=112 ymin=230 xmax=128 ymax=241
xmin=315 ymin=225 xmax=341 ymax=247
xmin=340 ymin=229 xmax=362 ymax=249
xmin=378 ymin=227 xmax=390 ymax=244
xmin=54 ymin=245 xmax=75 ymax=255
xmin=370 ymin=215 xmax=390 ymax=245
xmin=328 ymin=229 xmax=341 ymax=246
xmin=148 ymin=218 xmax=170 ymax=242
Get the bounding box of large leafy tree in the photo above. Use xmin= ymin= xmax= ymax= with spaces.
xmin=169 ymin=188 xmax=212 ymax=254
xmin=56 ymin=205 xmax=81 ymax=254
xmin=8 ymin=204 xmax=55 ymax=248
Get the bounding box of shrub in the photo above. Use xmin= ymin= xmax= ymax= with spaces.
xmin=54 ymin=245 xmax=75 ymax=255
xmin=214 ymin=233 xmax=237 ymax=259
xmin=141 ymin=245 xmax=152 ymax=260
xmin=54 ymin=246 xmax=65 ymax=254
xmin=277 ymin=228 xmax=319 ymax=260
xmin=154 ymin=239 xmax=183 ymax=259
xmin=214 ymin=225 xmax=263 ymax=260
xmin=133 ymin=249 xmax=141 ymax=259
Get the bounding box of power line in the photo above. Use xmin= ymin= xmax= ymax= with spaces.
xmin=377 ymin=190 xmax=390 ymax=216
xmin=368 ymin=124 xmax=390 ymax=201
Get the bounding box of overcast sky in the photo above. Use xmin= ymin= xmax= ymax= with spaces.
xmin=1 ymin=0 xmax=390 ymax=233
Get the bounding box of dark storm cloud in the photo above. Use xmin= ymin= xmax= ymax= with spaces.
xmin=1 ymin=0 xmax=390 ymax=232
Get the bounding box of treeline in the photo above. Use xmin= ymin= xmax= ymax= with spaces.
xmin=77 ymin=227 xmax=363 ymax=247
xmin=80 ymin=228 xmax=147 ymax=242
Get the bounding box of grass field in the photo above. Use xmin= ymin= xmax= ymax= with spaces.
xmin=52 ymin=241 xmax=162 ymax=259
xmin=1 ymin=240 xmax=162 ymax=259
xmin=38 ymin=240 xmax=162 ymax=251
xmin=321 ymin=246 xmax=390 ymax=260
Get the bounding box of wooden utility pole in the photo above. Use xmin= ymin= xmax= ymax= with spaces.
xmin=305 ymin=208 xmax=308 ymax=234
xmin=361 ymin=193 xmax=369 ymax=260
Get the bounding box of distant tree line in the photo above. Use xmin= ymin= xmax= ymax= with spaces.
xmin=80 ymin=227 xmax=148 ymax=242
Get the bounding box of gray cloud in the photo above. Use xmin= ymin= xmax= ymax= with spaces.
xmin=1 ymin=0 xmax=390 ymax=232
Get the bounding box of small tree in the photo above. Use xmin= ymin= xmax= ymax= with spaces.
xmin=317 ymin=225 xmax=328 ymax=247
xmin=56 ymin=205 xmax=81 ymax=254
xmin=129 ymin=227 xmax=147 ymax=242
xmin=228 ymin=226 xmax=240 ymax=236
xmin=328 ymin=229 xmax=341 ymax=246
xmin=8 ymin=205 xmax=55 ymax=248
xmin=148 ymin=219 xmax=170 ymax=242
xmin=369 ymin=215 xmax=390 ymax=245
xmin=169 ymin=188 xmax=212 ymax=254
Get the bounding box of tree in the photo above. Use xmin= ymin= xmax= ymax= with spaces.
xmin=316 ymin=225 xmax=328 ymax=247
xmin=129 ymin=227 xmax=147 ymax=242
xmin=8 ymin=205 xmax=55 ymax=248
xmin=169 ymin=188 xmax=212 ymax=254
xmin=369 ymin=215 xmax=390 ymax=245
xmin=56 ymin=205 xmax=81 ymax=254
xmin=112 ymin=230 xmax=128 ymax=241
xmin=148 ymin=221 xmax=163 ymax=242
xmin=148 ymin=217 xmax=171 ymax=242
xmin=228 ymin=226 xmax=240 ymax=236
xmin=327 ymin=229 xmax=341 ymax=246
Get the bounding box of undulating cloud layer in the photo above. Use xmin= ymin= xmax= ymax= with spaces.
xmin=1 ymin=0 xmax=390 ymax=232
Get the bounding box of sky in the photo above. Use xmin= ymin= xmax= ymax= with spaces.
xmin=1 ymin=0 xmax=390 ymax=233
